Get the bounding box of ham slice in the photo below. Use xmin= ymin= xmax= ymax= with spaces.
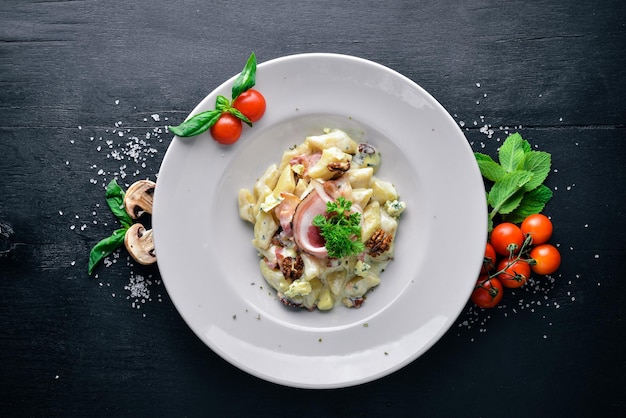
xmin=274 ymin=192 xmax=301 ymax=237
xmin=292 ymin=187 xmax=329 ymax=258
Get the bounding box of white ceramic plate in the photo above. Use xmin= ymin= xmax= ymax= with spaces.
xmin=153 ymin=53 xmax=486 ymax=389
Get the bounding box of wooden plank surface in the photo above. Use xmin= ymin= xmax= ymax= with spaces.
xmin=1 ymin=0 xmax=625 ymax=416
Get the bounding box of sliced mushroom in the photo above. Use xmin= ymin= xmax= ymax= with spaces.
xmin=124 ymin=223 xmax=156 ymax=265
xmin=124 ymin=180 xmax=156 ymax=220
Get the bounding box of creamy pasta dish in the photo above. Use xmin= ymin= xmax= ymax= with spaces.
xmin=238 ymin=128 xmax=406 ymax=310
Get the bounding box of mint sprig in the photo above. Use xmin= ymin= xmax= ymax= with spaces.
xmin=475 ymin=133 xmax=552 ymax=231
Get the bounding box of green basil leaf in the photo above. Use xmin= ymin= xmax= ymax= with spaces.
xmin=169 ymin=109 xmax=222 ymax=137
xmin=228 ymin=107 xmax=253 ymax=127
xmin=503 ymin=185 xmax=553 ymax=224
xmin=498 ymin=133 xmax=526 ymax=172
xmin=475 ymin=152 xmax=506 ymax=182
xmin=215 ymin=95 xmax=231 ymax=111
xmin=231 ymin=52 xmax=257 ymax=100
xmin=522 ymin=150 xmax=551 ymax=191
xmin=106 ymin=179 xmax=133 ymax=228
xmin=88 ymin=228 xmax=127 ymax=274
xmin=488 ymin=170 xmax=533 ymax=216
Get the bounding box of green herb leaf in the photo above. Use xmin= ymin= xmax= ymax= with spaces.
xmin=503 ymin=185 xmax=553 ymax=224
xmin=312 ymin=197 xmax=364 ymax=259
xmin=106 ymin=179 xmax=133 ymax=228
xmin=215 ymin=95 xmax=231 ymax=111
xmin=169 ymin=109 xmax=222 ymax=137
xmin=498 ymin=133 xmax=526 ymax=172
xmin=488 ymin=170 xmax=533 ymax=217
xmin=522 ymin=150 xmax=551 ymax=191
xmin=88 ymin=228 xmax=127 ymax=275
xmin=231 ymin=52 xmax=257 ymax=100
xmin=475 ymin=152 xmax=507 ymax=182
xmin=228 ymin=107 xmax=253 ymax=127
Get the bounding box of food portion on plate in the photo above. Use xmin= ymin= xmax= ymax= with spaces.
xmin=238 ymin=128 xmax=406 ymax=311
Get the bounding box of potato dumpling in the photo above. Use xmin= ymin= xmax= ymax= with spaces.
xmin=370 ymin=177 xmax=399 ymax=203
xmin=305 ymin=128 xmax=358 ymax=154
xmin=238 ymin=189 xmax=256 ymax=224
xmin=307 ymin=147 xmax=352 ymax=180
xmin=361 ymin=200 xmax=381 ymax=242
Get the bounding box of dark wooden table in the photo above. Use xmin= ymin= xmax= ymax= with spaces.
xmin=1 ymin=0 xmax=625 ymax=416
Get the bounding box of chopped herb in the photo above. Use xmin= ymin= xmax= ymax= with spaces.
xmin=313 ymin=197 xmax=365 ymax=258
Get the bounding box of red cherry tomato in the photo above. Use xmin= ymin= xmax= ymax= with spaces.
xmin=496 ymin=258 xmax=530 ymax=288
xmin=521 ymin=214 xmax=553 ymax=245
xmin=210 ymin=113 xmax=242 ymax=144
xmin=490 ymin=222 xmax=524 ymax=256
xmin=481 ymin=242 xmax=497 ymax=274
xmin=529 ymin=244 xmax=561 ymax=275
xmin=471 ymin=276 xmax=504 ymax=308
xmin=232 ymin=89 xmax=266 ymax=123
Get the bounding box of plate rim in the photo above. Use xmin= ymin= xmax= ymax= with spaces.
xmin=153 ymin=52 xmax=487 ymax=389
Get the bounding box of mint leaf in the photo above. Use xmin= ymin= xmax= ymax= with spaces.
xmin=475 ymin=153 xmax=506 ymax=182
xmin=232 ymin=52 xmax=257 ymax=100
xmin=169 ymin=109 xmax=221 ymax=137
xmin=522 ymin=151 xmax=551 ymax=191
xmin=488 ymin=170 xmax=533 ymax=217
xmin=498 ymin=133 xmax=526 ymax=172
xmin=88 ymin=228 xmax=127 ymax=274
xmin=106 ymin=179 xmax=133 ymax=228
xmin=503 ymin=185 xmax=553 ymax=224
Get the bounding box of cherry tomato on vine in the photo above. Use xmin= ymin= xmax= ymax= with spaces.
xmin=481 ymin=242 xmax=497 ymax=274
xmin=496 ymin=258 xmax=530 ymax=288
xmin=521 ymin=214 xmax=553 ymax=245
xmin=490 ymin=222 xmax=524 ymax=256
xmin=210 ymin=113 xmax=243 ymax=144
xmin=471 ymin=276 xmax=504 ymax=308
xmin=529 ymin=244 xmax=561 ymax=275
xmin=232 ymin=88 xmax=266 ymax=123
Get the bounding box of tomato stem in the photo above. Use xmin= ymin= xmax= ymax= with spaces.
xmin=488 ymin=234 xmax=533 ymax=280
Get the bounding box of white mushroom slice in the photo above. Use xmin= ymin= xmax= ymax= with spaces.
xmin=124 ymin=180 xmax=156 ymax=219
xmin=124 ymin=223 xmax=156 ymax=265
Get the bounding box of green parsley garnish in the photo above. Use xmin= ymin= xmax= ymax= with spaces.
xmin=313 ymin=197 xmax=365 ymax=259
